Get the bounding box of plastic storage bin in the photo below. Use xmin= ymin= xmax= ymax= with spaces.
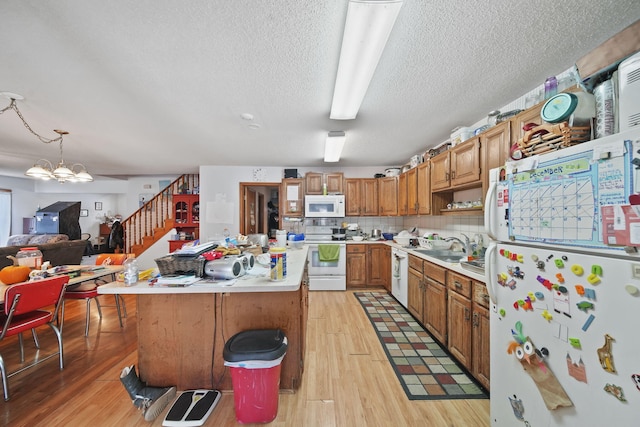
xmin=223 ymin=329 xmax=288 ymax=424
xmin=16 ymin=247 xmax=43 ymax=269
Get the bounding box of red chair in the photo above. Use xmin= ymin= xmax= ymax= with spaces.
xmin=61 ymin=254 xmax=129 ymax=336
xmin=0 ymin=275 xmax=68 ymax=401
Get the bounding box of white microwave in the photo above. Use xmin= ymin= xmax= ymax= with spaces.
xmin=304 ymin=195 xmax=345 ymax=218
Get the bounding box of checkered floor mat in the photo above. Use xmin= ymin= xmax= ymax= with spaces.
xmin=355 ymin=291 xmax=488 ymax=400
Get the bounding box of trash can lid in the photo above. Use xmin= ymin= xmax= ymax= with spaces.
xmin=223 ymin=329 xmax=288 ymax=362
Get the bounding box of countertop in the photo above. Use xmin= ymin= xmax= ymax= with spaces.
xmin=97 ymin=246 xmax=308 ymax=295
xmin=346 ymin=240 xmax=486 ymax=283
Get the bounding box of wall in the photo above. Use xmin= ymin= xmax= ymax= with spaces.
xmin=0 ymin=174 xmax=178 ymax=246
xmin=200 ymin=165 xmax=391 ymax=240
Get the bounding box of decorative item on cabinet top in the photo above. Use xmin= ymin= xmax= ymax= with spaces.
xmin=427 ymin=140 xmax=451 ymax=158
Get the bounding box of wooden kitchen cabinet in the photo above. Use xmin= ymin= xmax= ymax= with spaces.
xmin=510 ymin=102 xmax=544 ymax=143
xmin=361 ymin=179 xmax=379 ymax=216
xmin=281 ymin=178 xmax=304 ymax=217
xmin=170 ymin=194 xmax=200 ymax=252
xmin=305 ymin=172 xmax=344 ymax=195
xmin=346 ymin=243 xmax=390 ymax=289
xmin=447 ymin=270 xmax=473 ymax=370
xmin=472 ymin=280 xmax=491 ymax=390
xmin=407 ymin=255 xmax=424 ymax=320
xmin=481 ymin=121 xmax=511 ymax=201
xmin=398 ymin=172 xmax=408 ymax=216
xmin=344 ymin=178 xmax=378 ymax=216
xmin=368 ymin=243 xmax=390 ymax=290
xmin=430 ymin=151 xmax=450 ymax=191
xmin=430 ymin=138 xmax=481 ymax=192
xmin=173 ymin=194 xmax=200 ymax=227
xmin=346 ymin=244 xmax=367 ymax=288
xmin=451 ymin=137 xmax=481 ymax=187
xmin=326 ymin=173 xmax=344 ymax=194
xmin=423 ymin=261 xmax=448 ymax=344
xmin=408 ymin=257 xmax=448 ymax=345
xmin=398 ymin=168 xmax=418 ymax=216
xmin=416 ymin=161 xmax=431 ymax=215
xmin=405 ymin=254 xmax=490 ymax=388
xmin=378 ymin=176 xmax=398 ymax=216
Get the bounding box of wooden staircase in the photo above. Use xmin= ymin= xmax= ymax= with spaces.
xmin=120 ymin=174 xmax=199 ymax=256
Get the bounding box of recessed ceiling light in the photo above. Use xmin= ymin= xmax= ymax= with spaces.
xmin=240 ymin=113 xmax=254 ymax=121
xmin=248 ymin=123 xmax=261 ymax=130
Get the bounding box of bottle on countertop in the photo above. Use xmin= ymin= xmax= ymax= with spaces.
xmin=123 ymin=254 xmax=139 ymax=286
xmin=544 ymin=76 xmax=558 ymax=100
xmin=322 ymin=182 xmax=328 ymax=195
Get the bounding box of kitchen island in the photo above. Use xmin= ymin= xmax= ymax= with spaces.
xmin=98 ymin=247 xmax=309 ymax=391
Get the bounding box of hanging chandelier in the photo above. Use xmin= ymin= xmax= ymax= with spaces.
xmin=0 ymin=92 xmax=93 ymax=183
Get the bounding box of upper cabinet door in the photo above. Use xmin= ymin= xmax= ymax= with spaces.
xmin=378 ymin=176 xmax=398 ymax=216
xmin=281 ymin=178 xmax=305 ymax=216
xmin=430 ymin=151 xmax=450 ymax=191
xmin=362 ymin=178 xmax=379 ymax=216
xmin=416 ymin=161 xmax=431 ymax=215
xmin=305 ymin=173 xmax=324 ymax=195
xmin=406 ymin=167 xmax=418 ymax=215
xmin=344 ymin=178 xmax=362 ymax=216
xmin=450 ymin=137 xmax=480 ymax=187
xmin=345 ymin=178 xmax=379 ymax=216
xmin=398 ymin=172 xmax=408 ymax=216
xmin=305 ymin=172 xmax=344 ymax=194
xmin=325 ymin=173 xmax=344 ymax=194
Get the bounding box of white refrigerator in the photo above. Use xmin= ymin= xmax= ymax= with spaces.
xmin=484 ymin=128 xmax=640 ymax=426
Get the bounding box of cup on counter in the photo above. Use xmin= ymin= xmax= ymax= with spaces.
xmin=276 ymin=230 xmax=287 ymax=247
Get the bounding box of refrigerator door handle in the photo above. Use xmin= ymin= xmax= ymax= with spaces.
xmin=484 ymin=179 xmax=498 ymax=240
xmin=484 ymin=243 xmax=497 ymax=305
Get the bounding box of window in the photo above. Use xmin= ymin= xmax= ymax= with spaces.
xmin=0 ymin=189 xmax=11 ymax=246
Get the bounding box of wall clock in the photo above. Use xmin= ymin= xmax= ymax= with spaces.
xmin=252 ymin=168 xmax=267 ymax=182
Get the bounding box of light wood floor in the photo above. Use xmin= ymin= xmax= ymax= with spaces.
xmin=0 ymin=290 xmax=489 ymax=426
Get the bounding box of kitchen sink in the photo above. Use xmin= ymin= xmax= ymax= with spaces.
xmin=412 ymin=249 xmax=466 ymax=263
xmin=460 ymin=259 xmax=485 ymax=274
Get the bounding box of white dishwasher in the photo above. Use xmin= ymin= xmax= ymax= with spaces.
xmin=391 ymin=247 xmax=408 ymax=308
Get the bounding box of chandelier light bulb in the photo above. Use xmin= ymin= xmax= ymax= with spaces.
xmin=1 ymin=95 xmax=94 ymax=183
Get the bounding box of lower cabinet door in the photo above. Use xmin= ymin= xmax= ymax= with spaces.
xmin=447 ymin=291 xmax=472 ymax=368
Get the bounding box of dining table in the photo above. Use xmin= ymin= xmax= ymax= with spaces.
xmin=0 ymin=265 xmax=124 ymax=305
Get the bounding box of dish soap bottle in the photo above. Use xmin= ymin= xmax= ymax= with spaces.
xmin=123 ymin=254 xmax=139 ymax=286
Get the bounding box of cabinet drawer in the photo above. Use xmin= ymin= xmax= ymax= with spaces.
xmin=424 ymin=261 xmax=446 ymax=284
xmin=408 ymin=255 xmax=423 ymax=273
xmin=473 ymin=281 xmax=491 ymax=309
xmin=347 ymin=244 xmax=366 ymax=254
xmin=447 ymin=271 xmax=472 ymax=298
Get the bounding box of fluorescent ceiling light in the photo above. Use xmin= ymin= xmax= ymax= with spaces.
xmin=324 ymin=131 xmax=346 ymax=162
xmin=330 ymin=0 xmax=403 ymax=120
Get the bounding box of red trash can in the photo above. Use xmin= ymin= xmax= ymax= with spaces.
xmin=223 ymin=329 xmax=288 ymax=424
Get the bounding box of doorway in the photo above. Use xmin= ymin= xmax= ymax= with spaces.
xmin=239 ymin=182 xmax=280 ymax=237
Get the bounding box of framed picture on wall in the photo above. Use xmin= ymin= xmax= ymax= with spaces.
xmin=95 ymin=202 xmax=102 ymax=211
xmin=80 ymin=209 xmax=89 ymax=217
xmin=139 ymin=193 xmax=154 ymax=208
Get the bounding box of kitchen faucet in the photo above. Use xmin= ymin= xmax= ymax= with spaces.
xmin=445 ymin=234 xmax=471 ymax=253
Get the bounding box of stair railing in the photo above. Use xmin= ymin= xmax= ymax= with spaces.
xmin=120 ymin=174 xmax=199 ymax=255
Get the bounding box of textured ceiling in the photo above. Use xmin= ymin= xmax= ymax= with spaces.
xmin=0 ymin=1 xmax=639 ymax=179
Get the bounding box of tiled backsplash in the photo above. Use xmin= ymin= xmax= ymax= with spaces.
xmin=283 ymin=215 xmax=486 ymax=247
xmin=405 ymin=215 xmax=485 ymax=240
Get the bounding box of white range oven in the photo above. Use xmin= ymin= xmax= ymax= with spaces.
xmin=305 ymin=223 xmax=346 ymax=291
